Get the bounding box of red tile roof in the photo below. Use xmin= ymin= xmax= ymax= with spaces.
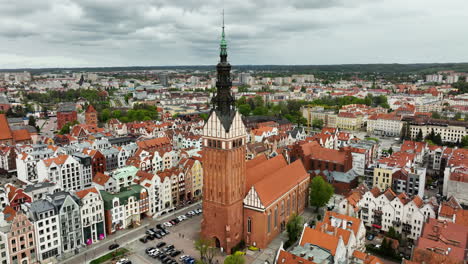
xmin=75 ymin=187 xmax=99 ymax=199
xmin=0 ymin=114 xmax=13 ymax=140
xmin=276 ymin=250 xmax=317 ymax=264
xmin=251 ymin=159 xmax=308 ymax=207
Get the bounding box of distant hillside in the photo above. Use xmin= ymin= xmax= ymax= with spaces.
xmin=1 ymin=63 xmax=468 ymax=74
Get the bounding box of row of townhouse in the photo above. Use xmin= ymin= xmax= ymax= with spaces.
xmin=15 ymin=142 xmax=139 ymax=185
xmin=339 ymin=184 xmax=437 ymax=241
xmin=406 ymin=116 xmax=467 ymax=144
xmin=0 ymin=188 xmax=105 ymax=264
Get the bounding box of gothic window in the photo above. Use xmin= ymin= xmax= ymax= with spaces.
xmin=267 ymin=212 xmax=271 ymax=233
xmin=274 ymin=206 xmax=278 ymax=228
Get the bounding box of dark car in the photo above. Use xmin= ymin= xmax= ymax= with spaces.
xmin=157 ymin=242 xmax=167 ymax=248
xmin=147 ymin=235 xmax=155 ymax=240
xmin=139 ymin=237 xmax=148 ymax=243
xmin=166 ymin=244 xmax=175 ymax=250
xmin=156 ymin=224 xmax=164 ymax=229
xmin=154 ymin=233 xmax=162 ymax=239
xmin=108 ymin=244 xmax=119 ymax=250
xmin=163 ymin=258 xmax=173 ymax=264
xmin=170 ymin=250 xmax=181 ymax=257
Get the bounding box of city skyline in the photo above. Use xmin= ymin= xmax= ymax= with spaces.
xmin=1 ymin=0 xmax=468 ymax=68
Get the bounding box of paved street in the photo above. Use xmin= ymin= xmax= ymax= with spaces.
xmin=40 ymin=116 xmax=57 ymax=137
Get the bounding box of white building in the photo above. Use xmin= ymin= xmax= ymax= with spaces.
xmin=367 ymin=113 xmax=402 ymax=137
xmin=36 ymin=154 xmax=92 ymax=191
xmin=74 ymin=187 xmax=106 ymax=245
xmin=25 ymin=200 xmax=61 ymax=262
xmin=357 ymin=188 xmax=436 ymax=241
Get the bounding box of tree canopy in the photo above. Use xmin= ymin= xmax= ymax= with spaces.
xmin=286 ymin=213 xmax=303 ymax=245
xmin=309 ymin=176 xmax=334 ymax=209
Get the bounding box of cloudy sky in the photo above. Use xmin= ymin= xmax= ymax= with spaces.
xmin=1 ymin=0 xmax=467 ymax=68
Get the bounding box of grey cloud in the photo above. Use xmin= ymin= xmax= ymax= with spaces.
xmin=0 ymin=0 xmax=467 ymax=68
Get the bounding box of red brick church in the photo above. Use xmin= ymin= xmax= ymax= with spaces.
xmin=201 ymin=22 xmax=310 ymax=253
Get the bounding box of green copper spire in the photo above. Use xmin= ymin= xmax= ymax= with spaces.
xmin=220 ymin=9 xmax=227 ymax=57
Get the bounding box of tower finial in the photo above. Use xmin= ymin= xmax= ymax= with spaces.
xmin=220 ymin=9 xmax=227 ymax=58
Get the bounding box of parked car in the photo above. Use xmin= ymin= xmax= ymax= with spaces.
xmin=146 ymin=247 xmax=156 ymax=254
xmin=170 ymin=250 xmax=182 ymax=257
xmin=116 ymin=258 xmax=132 ymax=264
xmin=163 ymin=222 xmax=172 ymax=227
xmin=367 ymin=234 xmax=375 ymax=241
xmin=157 ymin=242 xmax=167 ymax=248
xmin=156 ymin=224 xmax=164 ymax=229
xmin=139 ymin=237 xmax=148 ymax=243
xmin=108 ymin=244 xmax=120 ymax=250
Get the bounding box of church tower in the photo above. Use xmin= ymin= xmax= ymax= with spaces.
xmin=201 ymin=14 xmax=247 ymax=253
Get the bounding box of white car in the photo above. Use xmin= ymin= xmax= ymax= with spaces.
xmin=179 ymin=215 xmax=188 ymax=220
xmin=163 ymin=222 xmax=172 ymax=227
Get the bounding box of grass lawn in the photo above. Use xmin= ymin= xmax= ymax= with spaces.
xmin=90 ymin=248 xmax=129 ymax=264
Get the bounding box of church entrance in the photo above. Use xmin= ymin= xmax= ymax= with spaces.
xmin=214 ymin=237 xmax=221 ymax=249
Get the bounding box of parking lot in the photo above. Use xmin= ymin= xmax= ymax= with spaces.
xmin=125 ymin=208 xmax=204 ymax=264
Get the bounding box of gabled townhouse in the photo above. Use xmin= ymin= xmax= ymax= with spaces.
xmin=117 ymin=143 xmax=137 ymax=168
xmin=0 ymin=145 xmax=17 ymax=174
xmin=47 ymin=191 xmax=82 ymax=259
xmin=100 ymin=147 xmax=119 ymax=171
xmin=100 ymin=185 xmax=149 ymax=235
xmin=181 ymin=158 xmax=203 ymax=201
xmin=5 ymin=184 xmax=32 ymax=211
xmin=74 ymin=187 xmax=105 ymax=245
xmin=0 ymin=211 xmax=38 ymax=264
xmin=82 ymin=149 xmax=106 ymax=177
xmin=133 ymin=170 xmax=162 ymax=217
xmin=356 ymin=187 xmax=436 ymax=241
xmin=250 ymin=126 xmax=279 ymax=143
xmin=317 ymin=211 xmax=367 ymax=257
xmin=23 ymin=200 xmax=61 ymax=262
xmin=126 ymin=149 xmax=153 ymax=172
xmin=16 ymin=148 xmax=54 ymax=183
xmin=92 ymin=172 xmax=117 ymax=192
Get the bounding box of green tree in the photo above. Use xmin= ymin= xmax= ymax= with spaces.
xmin=312 ymin=118 xmax=324 ymax=129
xmin=252 ymin=106 xmax=268 ymax=116
xmin=199 ymin=113 xmax=209 ymax=121
xmin=286 ymin=213 xmax=303 ymax=244
xmin=453 ymin=112 xmax=462 ymax=120
xmin=416 ymin=129 xmax=423 ymax=142
xmin=461 ymin=135 xmax=468 ymax=148
xmin=194 ymin=238 xmax=217 ymax=264
xmin=431 ymin=111 xmax=441 ymax=119
xmin=236 ymin=96 xmax=247 ymax=107
xmin=253 ymin=96 xmax=264 ymax=108
xmin=309 ymin=176 xmax=334 ymax=211
xmin=28 ymin=116 xmax=36 ymax=127
xmin=433 ymin=133 xmax=443 ymax=145
xmin=100 ymin=109 xmax=111 ymax=123
xmin=238 ymin=104 xmax=251 ymax=116
xmin=400 ymin=122 xmax=410 ymax=141
xmin=224 ymin=253 xmax=245 ymax=264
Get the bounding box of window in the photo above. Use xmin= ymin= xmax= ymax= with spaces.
xmin=247 ymin=218 xmax=252 ymax=233
xmin=274 ymin=207 xmax=278 ymax=228
xmin=267 ymin=212 xmax=271 ymax=233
